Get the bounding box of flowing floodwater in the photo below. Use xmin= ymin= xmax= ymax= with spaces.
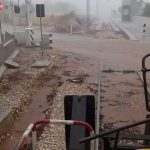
xmin=0 ymin=83 xmax=58 ymax=150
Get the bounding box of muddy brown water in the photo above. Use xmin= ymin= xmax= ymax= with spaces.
xmin=101 ymin=72 xmax=149 ymax=133
xmin=0 ymin=51 xmax=99 ymax=150
xmin=0 ymin=50 xmax=149 ymax=149
xmin=0 ymin=85 xmax=55 ymax=150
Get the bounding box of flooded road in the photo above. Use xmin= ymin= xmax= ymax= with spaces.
xmin=0 ymin=29 xmax=150 ymax=149
xmin=0 ymin=86 xmax=54 ymax=149
xmin=100 ymin=71 xmax=148 ymax=134
xmin=0 ymin=49 xmax=99 ymax=150
xmin=53 ymin=34 xmax=150 ymax=70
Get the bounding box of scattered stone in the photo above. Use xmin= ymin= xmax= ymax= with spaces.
xmin=5 ymin=60 xmax=19 ymax=69
xmin=36 ymin=81 xmax=95 ymax=149
xmin=32 ymin=60 xmax=53 ymax=68
xmin=1 ymin=136 xmax=5 ymax=140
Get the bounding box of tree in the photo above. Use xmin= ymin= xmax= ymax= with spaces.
xmin=143 ymin=3 xmax=150 ymax=17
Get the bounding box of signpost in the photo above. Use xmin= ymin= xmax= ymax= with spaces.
xmin=32 ymin=4 xmax=52 ymax=68
xmin=36 ymin=4 xmax=45 ymax=57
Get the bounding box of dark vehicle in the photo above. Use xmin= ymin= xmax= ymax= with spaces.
xmin=122 ymin=5 xmax=131 ymax=22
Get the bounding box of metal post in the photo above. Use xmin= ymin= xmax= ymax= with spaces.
xmin=25 ymin=0 xmax=31 ymax=27
xmin=40 ymin=16 xmax=43 ymax=58
xmin=95 ymin=64 xmax=102 ymax=150
xmin=70 ymin=24 xmax=73 ymax=35
xmin=27 ymin=1 xmax=29 ymax=27
xmin=18 ymin=0 xmax=21 ymax=25
xmin=0 ymin=14 xmax=2 ymax=44
xmin=87 ymin=0 xmax=90 ymax=31
xmin=12 ymin=1 xmax=16 ymax=38
xmin=97 ymin=0 xmax=99 ymax=17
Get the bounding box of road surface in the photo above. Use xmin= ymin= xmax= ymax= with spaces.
xmin=53 ymin=33 xmax=150 ymax=71
xmin=113 ymin=16 xmax=150 ymax=41
xmin=2 ymin=22 xmax=150 ymax=71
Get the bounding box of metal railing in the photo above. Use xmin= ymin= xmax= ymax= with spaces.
xmin=79 ymin=117 xmax=150 ymax=149
xmin=142 ymin=54 xmax=150 ymax=112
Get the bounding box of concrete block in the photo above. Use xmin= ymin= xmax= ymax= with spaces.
xmin=15 ymin=31 xmax=26 ymax=46
xmin=32 ymin=59 xmax=53 ymax=68
xmin=5 ymin=60 xmax=19 ymax=69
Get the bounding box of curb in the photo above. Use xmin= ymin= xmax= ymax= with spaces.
xmin=0 ymin=49 xmax=20 ymax=78
xmin=0 ymin=49 xmax=20 ymax=136
xmin=0 ymin=110 xmax=13 ymax=136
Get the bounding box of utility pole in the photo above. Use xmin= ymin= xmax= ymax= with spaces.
xmin=87 ymin=0 xmax=90 ymax=30
xmin=97 ymin=0 xmax=99 ymax=17
xmin=25 ymin=0 xmax=31 ymax=27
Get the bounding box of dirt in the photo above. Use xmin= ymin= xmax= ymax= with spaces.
xmin=0 ymin=46 xmax=149 ymax=149
xmin=0 ymin=47 xmax=99 ymax=150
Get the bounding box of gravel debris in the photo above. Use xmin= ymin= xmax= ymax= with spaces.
xmin=36 ymin=81 xmax=95 ymax=150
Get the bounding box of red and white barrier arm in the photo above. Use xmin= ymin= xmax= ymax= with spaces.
xmin=17 ymin=123 xmax=33 ymax=150
xmin=32 ymin=119 xmax=94 ymax=134
xmin=18 ymin=119 xmax=95 ymax=150
xmin=32 ymin=119 xmax=95 ymax=150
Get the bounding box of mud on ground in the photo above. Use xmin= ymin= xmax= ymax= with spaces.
xmin=100 ymin=71 xmax=147 ymax=134
xmin=0 ymin=47 xmax=99 ymax=149
xmin=0 ymin=46 xmax=148 ymax=149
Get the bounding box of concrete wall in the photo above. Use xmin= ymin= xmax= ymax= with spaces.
xmin=0 ymin=39 xmax=16 ymax=66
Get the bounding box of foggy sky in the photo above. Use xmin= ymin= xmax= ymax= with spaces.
xmin=32 ymin=0 xmax=122 ymax=17
xmin=13 ymin=0 xmax=150 ymax=19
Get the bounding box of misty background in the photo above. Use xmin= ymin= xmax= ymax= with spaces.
xmin=9 ymin=0 xmax=150 ymax=20
xmin=11 ymin=0 xmax=122 ymax=18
